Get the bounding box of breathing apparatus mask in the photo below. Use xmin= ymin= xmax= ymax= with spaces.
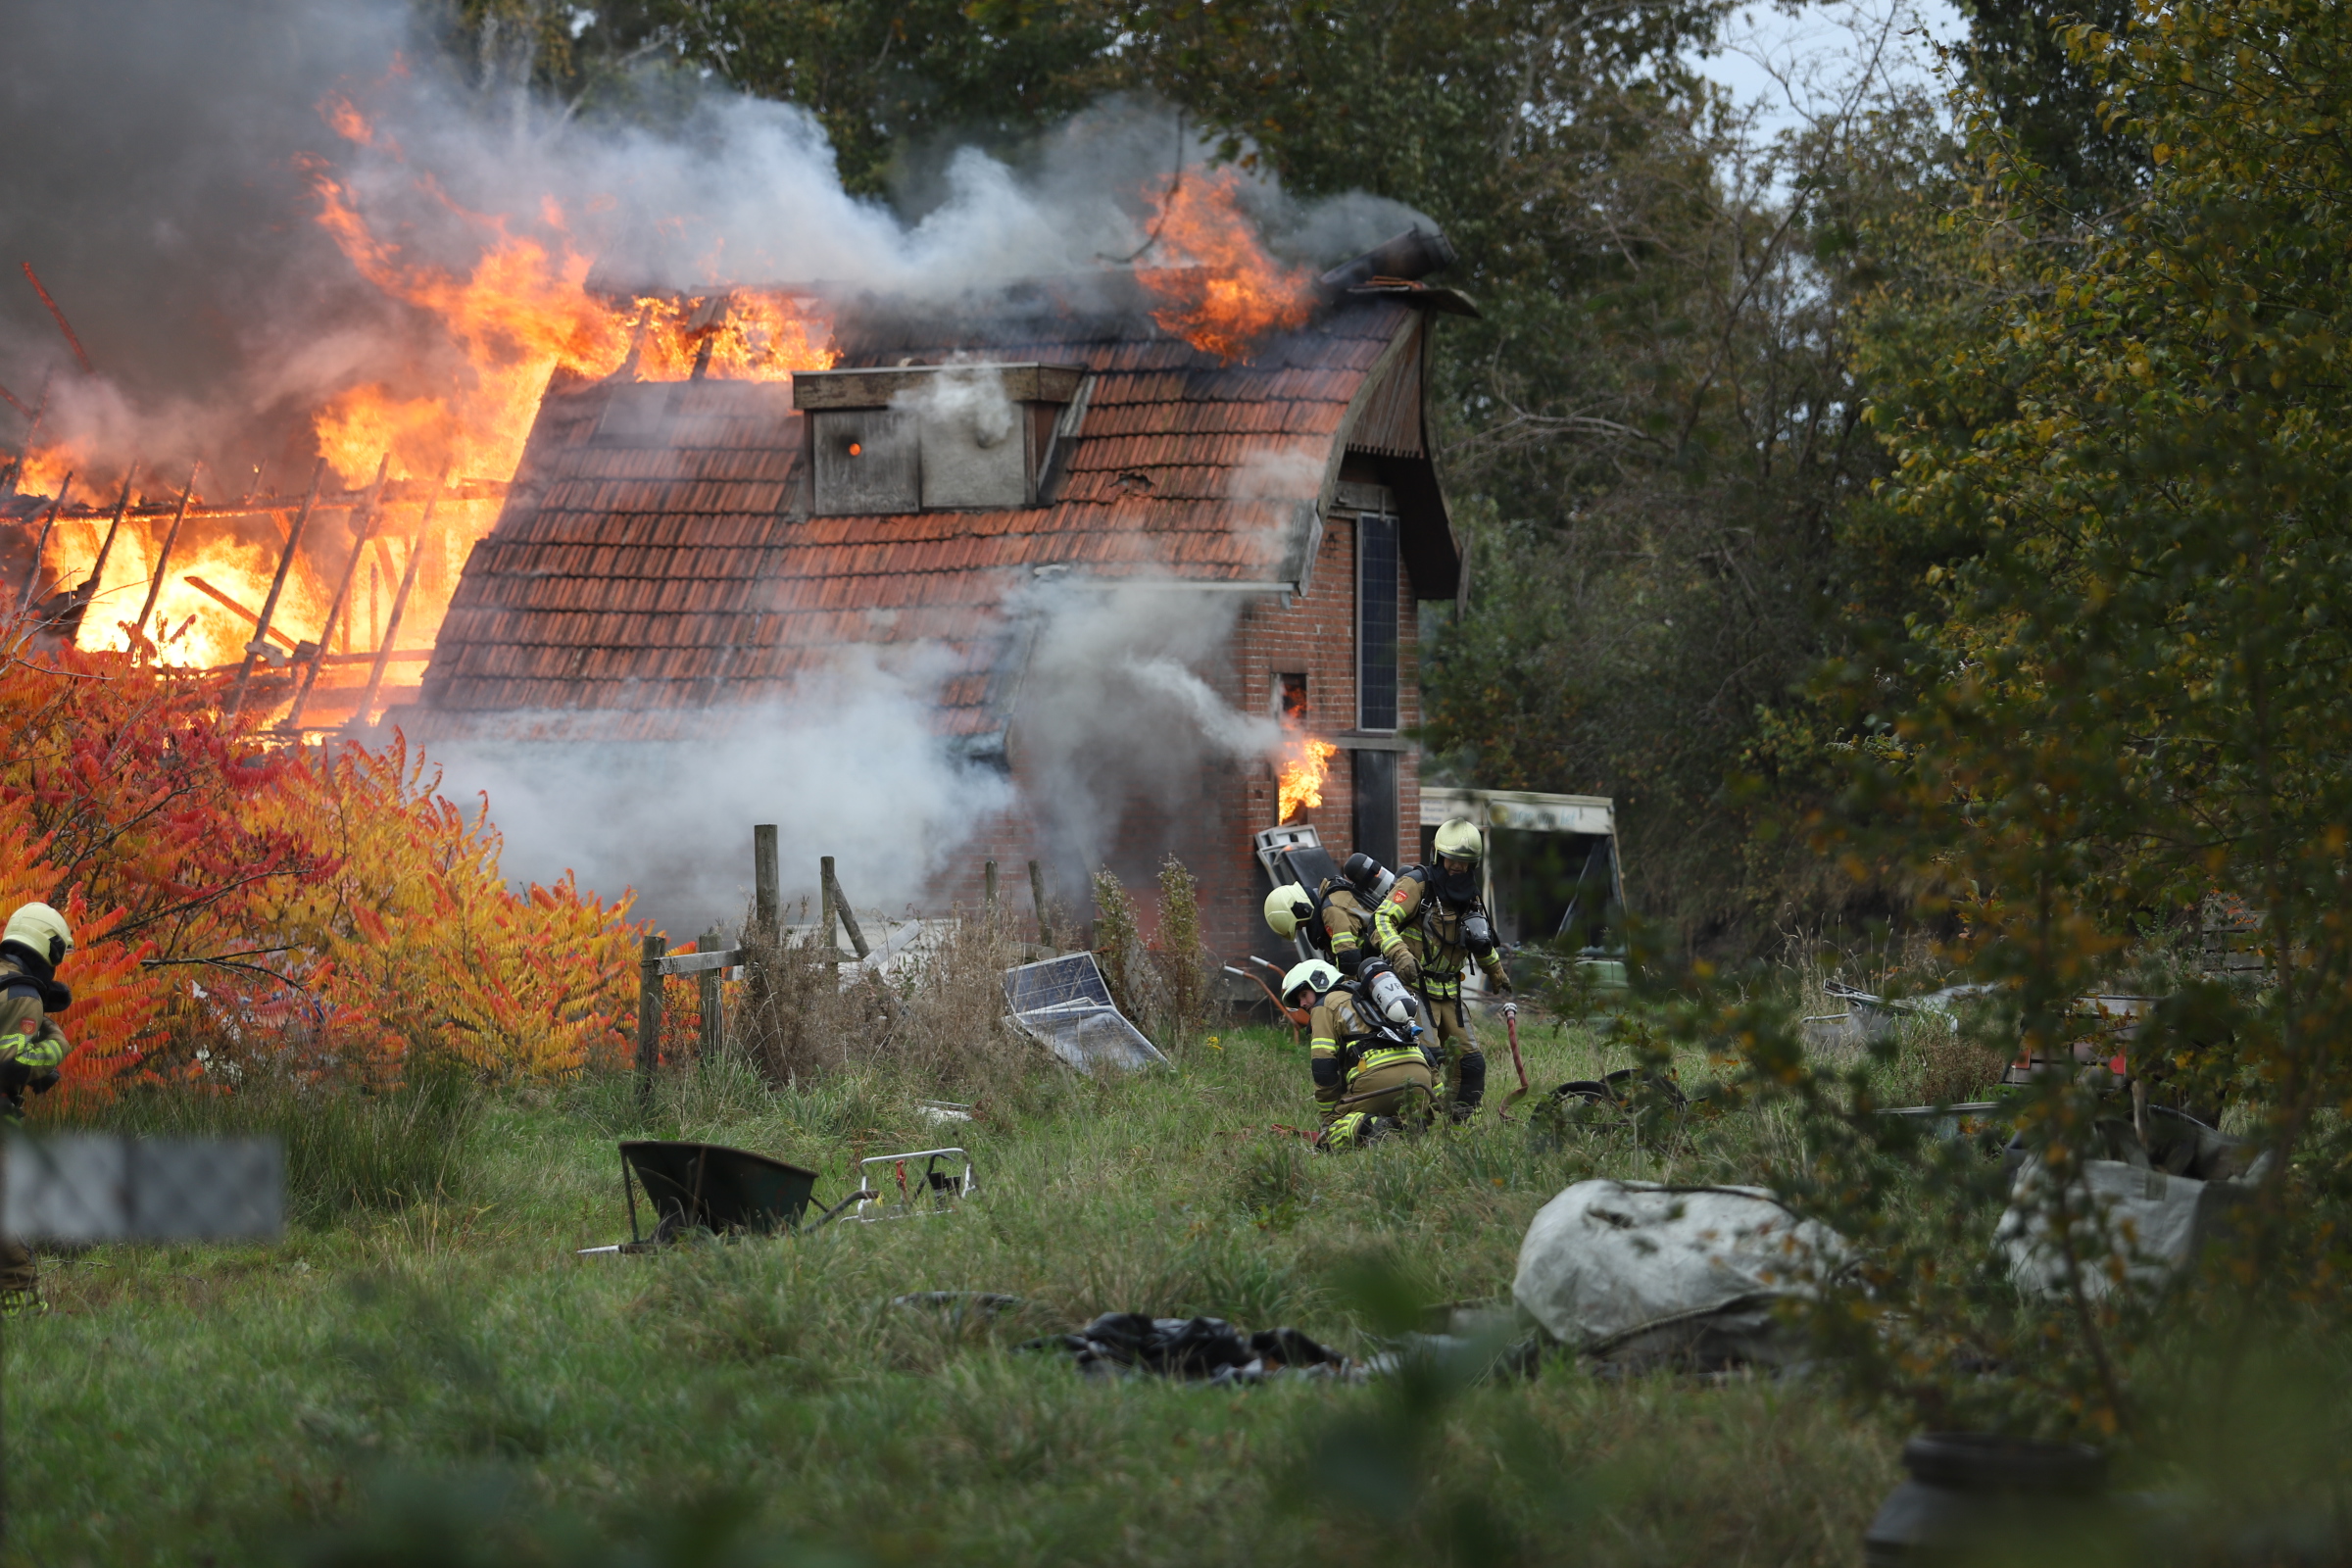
xmin=1461 ymin=915 xmax=1496 ymax=959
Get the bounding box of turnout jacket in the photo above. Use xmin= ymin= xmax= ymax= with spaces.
xmin=1373 ymin=869 xmax=1510 ymax=1000
xmin=1309 ymin=877 xmax=1376 ymax=973
xmin=0 ymin=953 xmax=71 ymax=1072
xmin=1307 ymin=986 xmax=1431 ymax=1107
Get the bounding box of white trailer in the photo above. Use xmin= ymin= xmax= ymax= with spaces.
xmin=1418 ymin=788 xmax=1626 ymax=978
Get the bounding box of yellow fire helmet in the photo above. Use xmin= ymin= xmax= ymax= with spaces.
xmin=3 ymin=903 xmax=74 ymax=966
xmin=1280 ymin=958 xmax=1342 ymax=1007
xmin=1433 ymin=818 xmax=1485 ymax=864
xmin=1262 ymin=885 xmax=1315 ymax=940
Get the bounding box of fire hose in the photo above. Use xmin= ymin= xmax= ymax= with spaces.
xmin=1496 ymin=1000 xmax=1530 ymax=1121
xmin=1225 ymin=961 xmax=1309 ymax=1028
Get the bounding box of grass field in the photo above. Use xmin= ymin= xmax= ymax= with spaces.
xmin=12 ymin=1016 xmax=1906 ymax=1566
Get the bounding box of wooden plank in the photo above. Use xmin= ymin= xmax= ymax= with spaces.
xmin=754 ymin=825 xmax=779 ymax=933
xmin=698 ymin=925 xmax=726 ymax=1060
xmin=658 ymin=949 xmax=742 ymax=976
xmin=809 ymin=409 xmax=918 ymax=515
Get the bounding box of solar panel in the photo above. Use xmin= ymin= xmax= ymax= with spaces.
xmin=1003 ymin=954 xmax=1169 ymax=1073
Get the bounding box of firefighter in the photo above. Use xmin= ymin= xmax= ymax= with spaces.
xmin=0 ymin=902 xmax=74 ymax=1312
xmin=1281 ymin=958 xmax=1436 ymax=1151
xmin=1260 ymin=859 xmax=1382 ymax=975
xmin=1372 ymin=819 xmax=1509 ymax=1121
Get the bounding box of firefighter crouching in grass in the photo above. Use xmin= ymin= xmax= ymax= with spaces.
xmin=1373 ymin=819 xmax=1510 ymax=1122
xmin=1282 ymin=958 xmax=1437 ymax=1151
xmin=0 ymin=902 xmax=75 ymax=1311
xmin=1259 ymin=851 xmax=1390 ymax=976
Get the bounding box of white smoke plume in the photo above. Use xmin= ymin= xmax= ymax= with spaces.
xmin=424 ymin=647 xmax=1012 ymax=940
xmin=891 ymin=363 xmax=1017 ymax=451
xmin=1225 ymin=444 xmax=1330 ymax=503
xmin=1008 ymin=578 xmax=1289 ymax=894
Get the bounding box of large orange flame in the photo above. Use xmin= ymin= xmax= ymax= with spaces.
xmin=300 ymin=98 xmax=834 ymax=490
xmin=1276 ymin=733 xmax=1338 ymax=824
xmin=19 ymin=91 xmax=836 ymax=729
xmin=1136 ymin=167 xmax=1317 ymax=362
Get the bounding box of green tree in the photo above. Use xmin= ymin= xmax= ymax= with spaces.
xmin=1419 ymin=83 xmax=1954 ymax=946
xmin=1857 ymin=0 xmax=2352 ymax=1177
xmin=1736 ymin=0 xmax=2352 ymax=1436
xmin=668 ymin=0 xmax=1122 ymax=193
xmin=1956 ymin=0 xmax=2146 ymax=210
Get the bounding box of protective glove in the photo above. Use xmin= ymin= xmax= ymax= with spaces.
xmin=1388 ymin=948 xmax=1420 ymax=987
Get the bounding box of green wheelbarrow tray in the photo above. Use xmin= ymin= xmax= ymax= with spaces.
xmin=581 ymin=1141 xmax=867 ymax=1253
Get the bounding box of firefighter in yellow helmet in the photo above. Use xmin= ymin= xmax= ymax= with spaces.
xmin=1372 ymin=819 xmax=1509 ymax=1122
xmin=0 ymin=902 xmax=74 ymax=1111
xmin=1282 ymin=958 xmax=1436 ymax=1151
xmin=1260 ymin=857 xmax=1384 ymax=977
xmin=0 ymin=902 xmax=74 ymax=1311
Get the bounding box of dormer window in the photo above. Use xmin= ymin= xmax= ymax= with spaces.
xmin=794 ymin=363 xmax=1086 ymax=515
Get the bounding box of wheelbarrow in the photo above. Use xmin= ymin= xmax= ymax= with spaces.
xmin=576 ymin=1140 xmax=870 ymax=1254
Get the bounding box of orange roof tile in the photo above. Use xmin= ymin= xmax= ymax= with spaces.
xmin=403 ymin=293 xmax=1451 ymax=745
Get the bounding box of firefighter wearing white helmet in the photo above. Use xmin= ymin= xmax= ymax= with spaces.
xmin=0 ymin=902 xmax=75 ymax=1313
xmin=1281 ymin=958 xmax=1436 ymax=1152
xmin=1373 ymin=819 xmax=1509 ymax=1122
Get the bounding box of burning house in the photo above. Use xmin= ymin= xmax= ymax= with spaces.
xmin=390 ymin=230 xmax=1472 ymax=958
xmin=3 ymin=103 xmax=1475 ymax=961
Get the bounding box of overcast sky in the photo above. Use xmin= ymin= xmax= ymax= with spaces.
xmin=1694 ymin=0 xmax=1969 ymax=139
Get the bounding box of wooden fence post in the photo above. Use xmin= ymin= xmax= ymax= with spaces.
xmin=824 ymin=858 xmax=872 ymax=960
xmin=753 ymin=824 xmax=779 ymax=936
xmin=818 ymin=855 xmax=836 ymax=954
xmin=1029 ymin=859 xmax=1054 ymax=951
xmin=699 ymin=925 xmax=725 ymax=1061
xmin=984 ymin=859 xmax=999 ymax=917
xmin=636 ymin=932 xmax=663 ymax=1109
xmin=747 ymin=825 xmax=781 ymax=1086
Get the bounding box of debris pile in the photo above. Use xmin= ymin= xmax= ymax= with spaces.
xmin=1022 ymin=1313 xmax=1360 ymax=1384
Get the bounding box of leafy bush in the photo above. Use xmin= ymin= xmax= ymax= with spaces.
xmin=0 ymin=629 xmax=640 ymax=1087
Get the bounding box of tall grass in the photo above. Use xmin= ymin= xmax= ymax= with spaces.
xmin=46 ymin=1063 xmax=481 ymax=1228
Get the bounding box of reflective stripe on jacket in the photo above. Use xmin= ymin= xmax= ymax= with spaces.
xmin=1314 ymin=881 xmax=1373 ymax=967
xmin=0 ymin=966 xmax=69 ymax=1070
xmin=1373 ymin=869 xmax=1506 ymax=988
xmin=1308 ymin=990 xmax=1421 ymax=1092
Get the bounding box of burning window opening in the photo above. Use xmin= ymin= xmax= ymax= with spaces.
xmin=1276 ymin=734 xmax=1338 ymax=826
xmin=1275 ymin=672 xmax=1307 ymax=725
